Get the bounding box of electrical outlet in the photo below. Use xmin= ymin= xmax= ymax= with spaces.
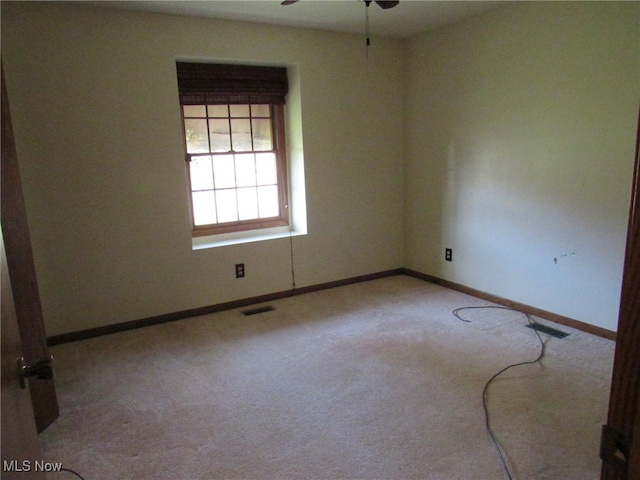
xmin=445 ymin=248 xmax=452 ymax=262
xmin=235 ymin=263 xmax=245 ymax=278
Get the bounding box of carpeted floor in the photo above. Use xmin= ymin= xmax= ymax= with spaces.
xmin=40 ymin=275 xmax=615 ymax=479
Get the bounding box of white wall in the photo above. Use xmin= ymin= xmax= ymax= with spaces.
xmin=404 ymin=1 xmax=640 ymax=331
xmin=1 ymin=2 xmax=405 ymax=335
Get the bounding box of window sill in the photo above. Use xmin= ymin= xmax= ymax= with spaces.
xmin=192 ymin=225 xmax=306 ymax=250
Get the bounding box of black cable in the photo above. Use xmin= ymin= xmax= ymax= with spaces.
xmin=288 ymin=227 xmax=296 ymax=289
xmin=59 ymin=468 xmax=86 ymax=480
xmin=453 ymin=306 xmax=546 ymax=480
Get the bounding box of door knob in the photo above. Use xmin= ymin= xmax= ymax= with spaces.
xmin=17 ymin=356 xmax=54 ymax=389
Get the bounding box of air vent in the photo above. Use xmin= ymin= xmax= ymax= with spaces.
xmin=242 ymin=306 xmax=275 ymax=316
xmin=526 ymin=323 xmax=570 ymax=339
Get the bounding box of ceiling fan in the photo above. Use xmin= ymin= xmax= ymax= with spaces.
xmin=281 ymin=0 xmax=400 ymax=49
xmin=282 ymin=0 xmax=400 ymax=8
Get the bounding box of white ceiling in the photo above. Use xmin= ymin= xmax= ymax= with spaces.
xmin=95 ymin=0 xmax=506 ymax=39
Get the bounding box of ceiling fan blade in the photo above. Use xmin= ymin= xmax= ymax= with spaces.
xmin=281 ymin=0 xmax=299 ymax=5
xmin=375 ymin=1 xmax=399 ymax=9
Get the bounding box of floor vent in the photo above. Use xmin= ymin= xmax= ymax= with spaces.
xmin=526 ymin=323 xmax=570 ymax=339
xmin=242 ymin=306 xmax=275 ymax=316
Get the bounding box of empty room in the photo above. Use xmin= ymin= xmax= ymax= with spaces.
xmin=1 ymin=1 xmax=639 ymax=479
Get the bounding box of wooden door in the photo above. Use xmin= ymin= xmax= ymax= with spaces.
xmin=1 ymin=63 xmax=59 ymax=432
xmin=1 ymin=227 xmax=46 ymax=479
xmin=600 ymin=107 xmax=640 ymax=479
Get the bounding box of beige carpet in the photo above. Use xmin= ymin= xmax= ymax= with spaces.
xmin=40 ymin=275 xmax=615 ymax=479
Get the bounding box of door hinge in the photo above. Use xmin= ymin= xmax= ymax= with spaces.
xmin=601 ymin=424 xmax=632 ymax=472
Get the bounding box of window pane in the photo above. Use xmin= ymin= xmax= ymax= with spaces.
xmin=184 ymin=105 xmax=206 ymax=117
xmin=212 ymin=155 xmax=236 ymax=189
xmin=256 ymin=153 xmax=277 ymax=185
xmin=229 ymin=105 xmax=250 ymax=117
xmin=251 ymin=104 xmax=270 ymax=117
xmin=192 ymin=191 xmax=216 ymax=226
xmin=237 ymin=187 xmax=258 ymax=220
xmin=235 ymin=154 xmax=256 ymax=187
xmin=207 ymin=105 xmax=228 ymax=117
xmin=185 ymin=119 xmax=209 ymax=153
xmin=231 ymin=119 xmax=252 ymax=151
xmin=209 ymin=119 xmax=231 ymax=152
xmin=189 ymin=156 xmax=214 ymax=191
xmin=252 ymin=119 xmax=272 ymax=151
xmin=258 ymin=185 xmax=279 ymax=218
xmin=216 ymin=189 xmax=238 ymax=223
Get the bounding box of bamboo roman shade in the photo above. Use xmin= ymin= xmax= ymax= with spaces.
xmin=176 ymin=62 xmax=289 ymax=105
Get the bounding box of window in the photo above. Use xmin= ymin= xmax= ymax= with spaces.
xmin=177 ymin=62 xmax=289 ymax=236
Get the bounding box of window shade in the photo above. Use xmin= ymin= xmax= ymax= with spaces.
xmin=176 ymin=62 xmax=289 ymax=105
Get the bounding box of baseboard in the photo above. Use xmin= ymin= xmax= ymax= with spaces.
xmin=46 ymin=268 xmax=404 ymax=346
xmin=402 ymin=268 xmax=617 ymax=341
xmin=48 ymin=267 xmax=616 ymax=345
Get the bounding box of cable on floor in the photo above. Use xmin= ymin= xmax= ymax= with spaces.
xmin=453 ymin=305 xmax=546 ymax=480
xmin=58 ymin=467 xmax=86 ymax=480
